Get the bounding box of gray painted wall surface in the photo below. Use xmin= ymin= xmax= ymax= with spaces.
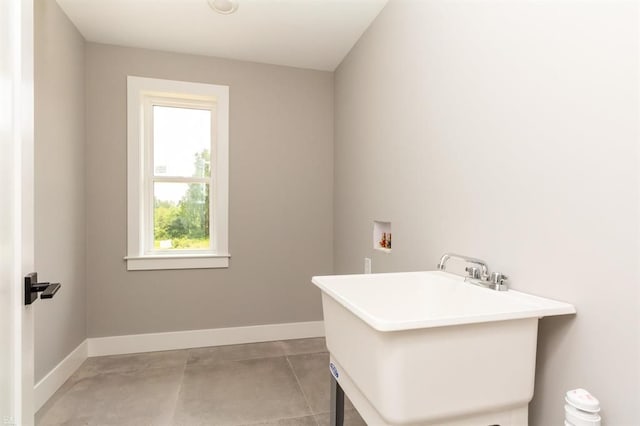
xmin=34 ymin=0 xmax=87 ymax=382
xmin=85 ymin=44 xmax=333 ymax=337
xmin=333 ymin=0 xmax=639 ymax=424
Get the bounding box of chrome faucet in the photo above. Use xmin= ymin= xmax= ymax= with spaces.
xmin=437 ymin=253 xmax=508 ymax=291
xmin=437 ymin=253 xmax=489 ymax=279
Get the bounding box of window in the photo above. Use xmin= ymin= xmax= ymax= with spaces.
xmin=126 ymin=76 xmax=229 ymax=270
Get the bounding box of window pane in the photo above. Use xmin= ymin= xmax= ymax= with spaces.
xmin=153 ymin=106 xmax=211 ymax=178
xmin=153 ymin=182 xmax=210 ymax=250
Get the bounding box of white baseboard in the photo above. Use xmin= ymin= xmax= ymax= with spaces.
xmin=87 ymin=320 xmax=325 ymax=357
xmin=34 ymin=339 xmax=88 ymax=412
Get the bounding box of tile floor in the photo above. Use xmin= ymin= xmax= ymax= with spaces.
xmin=36 ymin=338 xmax=366 ymax=426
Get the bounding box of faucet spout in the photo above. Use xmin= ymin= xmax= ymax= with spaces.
xmin=437 ymin=253 xmax=489 ymax=279
xmin=436 ymin=253 xmax=451 ymax=270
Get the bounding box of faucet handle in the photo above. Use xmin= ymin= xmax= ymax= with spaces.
xmin=490 ymin=272 xmax=507 ymax=283
xmin=465 ymin=266 xmax=481 ymax=279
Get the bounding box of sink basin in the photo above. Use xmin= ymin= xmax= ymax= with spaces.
xmin=312 ymin=271 xmax=575 ymax=426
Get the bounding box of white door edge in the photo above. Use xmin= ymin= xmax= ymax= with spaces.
xmin=1 ymin=0 xmax=35 ymax=424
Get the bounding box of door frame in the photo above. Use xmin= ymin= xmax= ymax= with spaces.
xmin=1 ymin=0 xmax=35 ymax=424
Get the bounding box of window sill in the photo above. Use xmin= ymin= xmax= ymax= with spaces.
xmin=124 ymin=254 xmax=230 ymax=271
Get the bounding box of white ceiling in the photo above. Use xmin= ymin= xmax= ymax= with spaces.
xmin=56 ymin=0 xmax=388 ymax=71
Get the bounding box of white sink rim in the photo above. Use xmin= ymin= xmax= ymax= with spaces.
xmin=312 ymin=270 xmax=575 ymax=332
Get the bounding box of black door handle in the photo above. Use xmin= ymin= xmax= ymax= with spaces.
xmin=24 ymin=272 xmax=62 ymax=305
xmin=41 ymin=282 xmax=61 ymax=299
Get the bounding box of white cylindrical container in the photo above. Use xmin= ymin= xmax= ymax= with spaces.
xmin=565 ymin=388 xmax=601 ymax=426
xmin=565 ymin=389 xmax=601 ymax=413
xmin=564 ymin=404 xmax=601 ymax=426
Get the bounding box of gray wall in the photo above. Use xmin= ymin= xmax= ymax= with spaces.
xmin=34 ymin=0 xmax=87 ymax=382
xmin=85 ymin=44 xmax=333 ymax=337
xmin=333 ymin=0 xmax=639 ymax=424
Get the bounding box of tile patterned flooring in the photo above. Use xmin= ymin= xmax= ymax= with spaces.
xmin=36 ymin=338 xmax=366 ymax=426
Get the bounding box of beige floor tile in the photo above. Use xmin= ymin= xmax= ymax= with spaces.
xmin=287 ymin=353 xmax=353 ymax=415
xmin=37 ymin=341 xmax=357 ymax=426
xmin=75 ymin=349 xmax=188 ymax=379
xmin=243 ymin=415 xmax=318 ymax=426
xmin=172 ymin=357 xmax=311 ymax=426
xmin=37 ymin=366 xmax=184 ymax=426
xmin=187 ymin=341 xmax=286 ymax=367
xmin=37 ymin=416 xmax=92 ymax=426
xmin=279 ymin=338 xmax=327 ymax=356
xmin=315 ymin=409 xmax=367 ymax=426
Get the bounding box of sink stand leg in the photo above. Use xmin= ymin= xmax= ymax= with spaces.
xmin=330 ymin=375 xmax=345 ymax=426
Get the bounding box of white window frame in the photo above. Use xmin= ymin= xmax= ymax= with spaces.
xmin=125 ymin=76 xmax=230 ymax=270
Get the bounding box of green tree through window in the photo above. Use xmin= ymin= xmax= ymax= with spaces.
xmin=154 ymin=149 xmax=210 ymax=249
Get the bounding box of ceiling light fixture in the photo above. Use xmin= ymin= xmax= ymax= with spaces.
xmin=207 ymin=0 xmax=239 ymax=15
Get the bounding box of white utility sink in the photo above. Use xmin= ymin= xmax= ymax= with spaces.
xmin=312 ymin=271 xmax=575 ymax=426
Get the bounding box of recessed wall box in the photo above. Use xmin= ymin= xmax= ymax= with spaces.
xmin=373 ymin=221 xmax=391 ymax=253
